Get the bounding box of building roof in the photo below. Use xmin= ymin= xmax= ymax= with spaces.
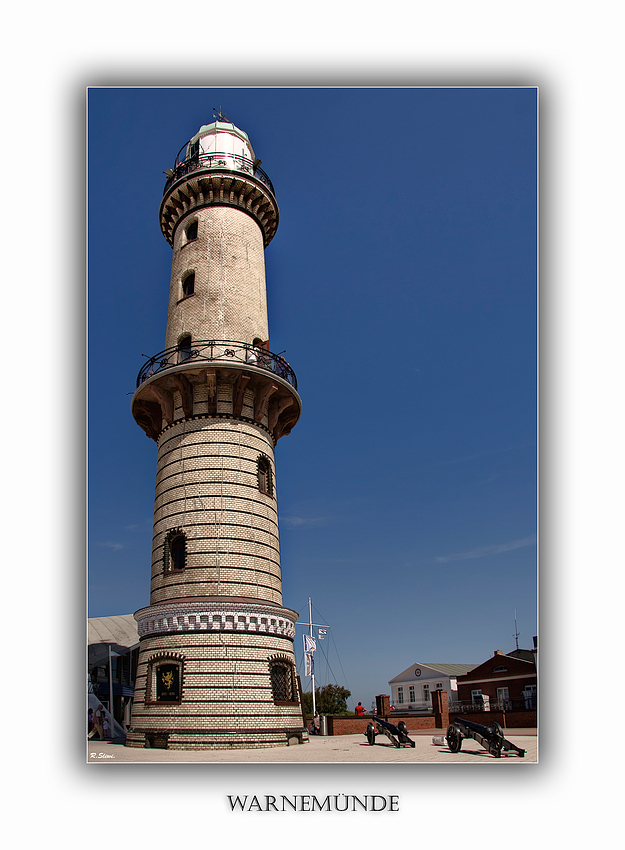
xmin=456 ymin=652 xmax=536 ymax=684
xmin=389 ymin=662 xmax=477 ymax=684
xmin=88 ymin=614 xmax=139 ymax=668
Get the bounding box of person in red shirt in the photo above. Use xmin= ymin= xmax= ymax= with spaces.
xmin=355 ymin=702 xmax=365 ymax=716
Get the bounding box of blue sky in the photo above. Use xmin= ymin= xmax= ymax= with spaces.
xmin=88 ymin=87 xmax=537 ymax=708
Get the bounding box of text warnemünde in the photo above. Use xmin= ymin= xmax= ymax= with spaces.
xmin=228 ymin=795 xmax=399 ymax=812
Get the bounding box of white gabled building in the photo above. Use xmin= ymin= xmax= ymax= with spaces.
xmin=388 ymin=662 xmax=477 ymax=711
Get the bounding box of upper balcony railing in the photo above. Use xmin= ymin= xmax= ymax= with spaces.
xmin=164 ymin=151 xmax=275 ymax=196
xmin=137 ymin=339 xmax=297 ymax=390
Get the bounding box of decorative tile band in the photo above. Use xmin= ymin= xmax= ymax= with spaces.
xmin=135 ymin=600 xmax=297 ymax=640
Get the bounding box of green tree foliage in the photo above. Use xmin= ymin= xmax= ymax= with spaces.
xmin=301 ymin=684 xmax=352 ymax=717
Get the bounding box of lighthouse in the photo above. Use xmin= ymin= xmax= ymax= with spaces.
xmin=126 ymin=117 xmax=306 ymax=749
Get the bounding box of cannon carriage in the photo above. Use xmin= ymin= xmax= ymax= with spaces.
xmin=445 ymin=717 xmax=525 ymax=758
xmin=364 ymin=716 xmax=416 ymax=748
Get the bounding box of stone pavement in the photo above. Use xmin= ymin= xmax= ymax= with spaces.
xmin=87 ymin=729 xmax=537 ymax=764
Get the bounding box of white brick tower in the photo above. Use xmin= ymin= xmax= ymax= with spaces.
xmin=126 ymin=118 xmax=306 ymax=750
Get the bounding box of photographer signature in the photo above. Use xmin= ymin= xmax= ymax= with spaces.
xmin=90 ymin=752 xmax=115 ymax=759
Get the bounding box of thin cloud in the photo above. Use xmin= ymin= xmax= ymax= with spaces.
xmin=98 ymin=541 xmax=124 ymax=551
xmin=436 ymin=534 xmax=536 ymax=563
xmin=280 ymin=515 xmax=327 ymax=529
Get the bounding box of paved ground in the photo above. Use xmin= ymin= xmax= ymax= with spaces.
xmin=87 ymin=729 xmax=537 ymax=764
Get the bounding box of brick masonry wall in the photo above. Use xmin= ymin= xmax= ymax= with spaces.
xmin=128 ymin=629 xmax=306 ymax=749
xmin=324 ymin=710 xmax=537 ymax=736
xmin=166 ymin=207 xmax=269 ymax=350
xmin=326 ymin=715 xmax=441 ymax=735
xmin=151 ymin=417 xmax=282 ymax=606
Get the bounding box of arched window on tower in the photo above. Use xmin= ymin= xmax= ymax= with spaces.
xmin=178 ymin=334 xmax=192 ymax=363
xmin=257 ymin=455 xmax=273 ymax=496
xmin=269 ymin=657 xmax=298 ymax=704
xmin=185 ymin=220 xmax=198 ymax=242
xmin=164 ymin=529 xmax=186 ymax=572
xmin=182 ymin=272 xmax=195 ymax=298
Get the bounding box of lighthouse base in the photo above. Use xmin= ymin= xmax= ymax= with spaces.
xmin=126 ymin=599 xmax=308 ymax=750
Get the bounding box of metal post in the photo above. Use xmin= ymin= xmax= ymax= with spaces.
xmin=108 ymin=645 xmax=120 ymax=738
xmin=108 ymin=645 xmax=114 ymax=738
xmin=309 ymin=597 xmax=316 ymax=718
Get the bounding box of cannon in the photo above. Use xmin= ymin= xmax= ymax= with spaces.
xmin=445 ymin=718 xmax=525 ymax=758
xmin=365 ymin=716 xmax=415 ymax=748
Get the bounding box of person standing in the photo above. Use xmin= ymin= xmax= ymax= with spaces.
xmin=355 ymin=702 xmax=365 ymax=716
xmin=88 ymin=704 xmax=104 ymax=740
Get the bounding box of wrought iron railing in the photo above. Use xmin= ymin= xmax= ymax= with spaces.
xmin=137 ymin=339 xmax=297 ymax=390
xmin=164 ymin=151 xmax=275 ymax=196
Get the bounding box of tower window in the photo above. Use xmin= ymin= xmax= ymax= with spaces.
xmin=182 ymin=273 xmax=195 ymax=298
xmin=269 ymin=658 xmax=297 ymax=704
xmin=185 ymin=220 xmax=198 ymax=242
xmin=178 ymin=335 xmax=192 ymax=362
xmin=257 ymin=456 xmax=273 ymax=496
xmin=164 ymin=529 xmax=186 ymax=572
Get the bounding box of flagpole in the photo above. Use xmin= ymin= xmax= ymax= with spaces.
xmin=309 ymin=597 xmax=316 ymax=717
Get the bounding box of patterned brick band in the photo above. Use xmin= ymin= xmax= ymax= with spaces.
xmin=136 ymin=600 xmax=297 ymax=640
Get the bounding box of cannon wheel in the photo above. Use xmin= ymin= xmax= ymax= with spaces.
xmin=398 ymin=721 xmax=408 ymax=735
xmin=446 ymin=723 xmax=463 ymax=753
xmin=487 ymin=721 xmax=505 ymax=754
xmin=366 ymin=723 xmax=376 ymax=745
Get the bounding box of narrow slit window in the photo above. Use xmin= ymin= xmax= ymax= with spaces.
xmin=182 ymin=273 xmax=195 ymax=298
xmin=257 ymin=456 xmax=273 ymax=496
xmin=164 ymin=529 xmax=186 ymax=572
xmin=178 ymin=335 xmax=192 ymax=362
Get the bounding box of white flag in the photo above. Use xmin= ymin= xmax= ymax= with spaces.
xmin=304 ymin=653 xmax=314 ymax=677
xmin=303 ymin=634 xmax=316 ymax=653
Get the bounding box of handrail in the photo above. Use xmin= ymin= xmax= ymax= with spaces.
xmin=137 ymin=339 xmax=296 ymax=390
xmin=164 ymin=151 xmax=274 ymax=196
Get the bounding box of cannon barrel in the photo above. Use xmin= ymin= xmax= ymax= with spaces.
xmin=455 ymin=718 xmax=493 ymax=736
xmin=372 ymin=716 xmax=399 ymax=735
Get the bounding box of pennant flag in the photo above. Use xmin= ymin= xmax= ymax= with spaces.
xmin=318 ymin=628 xmax=327 ymax=639
xmin=303 ymin=634 xmax=316 ymax=654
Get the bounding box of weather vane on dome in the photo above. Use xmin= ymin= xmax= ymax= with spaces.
xmin=213 ymin=107 xmax=230 ymax=122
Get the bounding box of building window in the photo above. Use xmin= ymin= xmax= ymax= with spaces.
xmin=257 ymin=455 xmax=273 ymax=496
xmin=178 ymin=334 xmax=192 ymax=362
xmin=185 ymin=220 xmax=198 ymax=242
xmin=397 ymin=687 xmax=404 ymax=704
xmin=164 ymin=529 xmax=186 ymax=572
xmin=423 ymin=684 xmax=430 ymax=702
xmin=496 ymin=687 xmax=510 ymax=706
xmin=492 ymin=665 xmax=508 ymax=673
xmin=409 ymin=686 xmax=415 ymax=702
xmin=182 ymin=272 xmax=195 ymax=297
xmin=269 ymin=657 xmax=297 ymax=704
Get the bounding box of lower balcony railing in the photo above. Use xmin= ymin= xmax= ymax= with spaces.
xmin=137 ymin=340 xmax=297 ymax=390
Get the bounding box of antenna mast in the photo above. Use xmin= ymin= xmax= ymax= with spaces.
xmin=513 ymin=609 xmax=520 ymax=650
